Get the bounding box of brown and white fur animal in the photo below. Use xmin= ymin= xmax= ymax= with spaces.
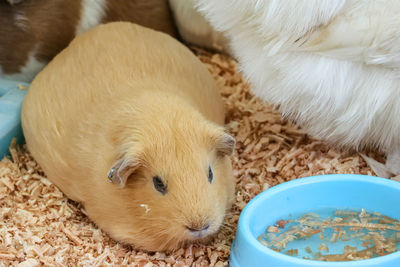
xmin=21 ymin=22 xmax=235 ymax=251
xmin=0 ymin=0 xmax=177 ymax=82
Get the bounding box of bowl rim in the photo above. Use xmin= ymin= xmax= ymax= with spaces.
xmin=237 ymin=174 xmax=400 ymax=266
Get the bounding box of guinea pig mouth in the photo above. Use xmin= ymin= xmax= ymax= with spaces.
xmin=188 ymin=229 xmax=210 ymax=239
xmin=186 ymin=223 xmax=219 ymax=240
xmin=184 ymin=213 xmax=225 ymax=242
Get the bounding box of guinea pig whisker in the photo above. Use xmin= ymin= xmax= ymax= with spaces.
xmin=222 ymin=212 xmax=234 ymax=217
xmin=221 ymin=223 xmax=234 ymax=230
xmin=134 ymin=214 xmax=175 ymax=222
xmin=224 ymin=206 xmax=236 ymax=213
xmin=159 ymin=234 xmax=181 ymax=250
xmin=222 ymin=211 xmax=238 ymax=218
xmin=134 ymin=216 xmax=170 ymax=221
xmin=220 ymin=222 xmax=233 ymax=228
xmin=220 ymin=225 xmax=234 ymax=232
xmin=221 ymin=223 xmax=233 ymax=228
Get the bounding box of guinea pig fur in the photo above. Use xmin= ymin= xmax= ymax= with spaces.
xmin=0 ymin=0 xmax=177 ymax=82
xmin=6 ymin=0 xmax=24 ymax=5
xmin=168 ymin=0 xmax=231 ymax=54
xmin=21 ymin=22 xmax=235 ymax=251
xmin=196 ymin=0 xmax=400 ymax=177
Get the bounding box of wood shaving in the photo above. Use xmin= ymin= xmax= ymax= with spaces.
xmin=17 ymin=84 xmax=27 ymax=90
xmin=267 ymin=226 xmax=280 ymax=233
xmin=0 ymin=48 xmax=380 ymax=265
xmin=319 ymin=243 xmax=329 ymax=252
xmin=140 ymin=204 xmax=150 ymax=214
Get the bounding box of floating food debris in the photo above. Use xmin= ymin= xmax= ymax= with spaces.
xmin=258 ymin=209 xmax=400 ymax=261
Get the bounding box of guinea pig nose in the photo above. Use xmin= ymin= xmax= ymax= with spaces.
xmin=186 ymin=223 xmax=210 ymax=232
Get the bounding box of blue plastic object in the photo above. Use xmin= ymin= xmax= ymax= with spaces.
xmin=0 ymin=79 xmax=29 ymax=159
xmin=230 ymin=174 xmax=400 ymax=267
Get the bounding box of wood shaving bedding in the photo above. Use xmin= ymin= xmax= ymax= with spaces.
xmin=0 ymin=48 xmax=378 ymax=266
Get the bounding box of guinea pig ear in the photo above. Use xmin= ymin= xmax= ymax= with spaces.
xmin=214 ymin=132 xmax=236 ymax=157
xmin=108 ymin=157 xmax=140 ymax=187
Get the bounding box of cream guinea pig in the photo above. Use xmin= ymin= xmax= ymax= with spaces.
xmin=21 ymin=22 xmax=235 ymax=251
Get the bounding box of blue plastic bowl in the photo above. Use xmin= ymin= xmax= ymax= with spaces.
xmin=0 ymin=79 xmax=29 ymax=159
xmin=230 ymin=174 xmax=400 ymax=267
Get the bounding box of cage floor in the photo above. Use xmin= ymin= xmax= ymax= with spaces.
xmin=0 ymin=50 xmax=379 ymax=266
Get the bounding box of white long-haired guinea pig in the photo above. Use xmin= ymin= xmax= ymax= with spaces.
xmin=21 ymin=22 xmax=235 ymax=251
xmin=0 ymin=0 xmax=177 ymax=82
xmin=196 ymin=0 xmax=400 ymax=177
xmin=168 ymin=0 xmax=231 ymax=54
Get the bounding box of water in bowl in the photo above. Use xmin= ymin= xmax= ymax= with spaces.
xmin=258 ymin=208 xmax=400 ymax=261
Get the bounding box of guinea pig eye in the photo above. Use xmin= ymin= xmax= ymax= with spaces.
xmin=208 ymin=166 xmax=213 ymax=184
xmin=153 ymin=176 xmax=167 ymax=195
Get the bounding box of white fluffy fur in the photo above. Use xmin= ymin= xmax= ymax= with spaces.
xmin=169 ymin=0 xmax=231 ymax=53
xmin=196 ymin=0 xmax=400 ymax=165
xmin=75 ymin=0 xmax=107 ymax=35
xmin=14 ymin=11 xmax=29 ymax=31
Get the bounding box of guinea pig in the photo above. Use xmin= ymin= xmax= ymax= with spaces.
xmin=21 ymin=22 xmax=235 ymax=251
xmin=168 ymin=0 xmax=231 ymax=54
xmin=0 ymin=0 xmax=177 ymax=82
